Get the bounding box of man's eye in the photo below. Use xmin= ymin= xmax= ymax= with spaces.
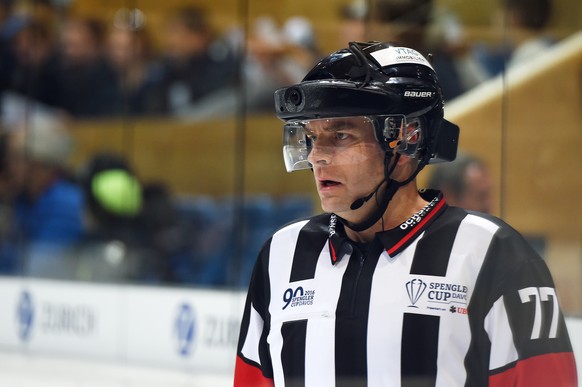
xmin=336 ymin=132 xmax=349 ymax=140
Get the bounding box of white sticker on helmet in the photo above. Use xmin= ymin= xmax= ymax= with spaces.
xmin=370 ymin=46 xmax=434 ymax=70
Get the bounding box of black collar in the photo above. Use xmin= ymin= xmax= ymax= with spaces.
xmin=376 ymin=190 xmax=447 ymax=257
xmin=328 ymin=190 xmax=447 ymax=264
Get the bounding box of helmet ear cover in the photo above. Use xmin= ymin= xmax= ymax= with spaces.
xmin=428 ymin=118 xmax=459 ymax=164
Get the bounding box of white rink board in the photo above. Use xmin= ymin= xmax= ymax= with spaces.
xmin=0 ymin=276 xmax=246 ymax=376
xmin=124 ymin=286 xmax=244 ymax=372
xmin=0 ymin=278 xmax=123 ymax=358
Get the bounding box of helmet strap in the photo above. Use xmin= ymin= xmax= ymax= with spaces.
xmin=337 ymin=152 xmax=428 ymax=233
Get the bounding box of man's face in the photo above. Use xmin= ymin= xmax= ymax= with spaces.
xmin=458 ymin=164 xmax=493 ymax=214
xmin=61 ymin=21 xmax=99 ymax=65
xmin=164 ymin=23 xmax=208 ymax=60
xmin=305 ymin=117 xmax=385 ymax=216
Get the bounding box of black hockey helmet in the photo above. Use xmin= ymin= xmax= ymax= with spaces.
xmin=275 ymin=41 xmax=459 ymax=172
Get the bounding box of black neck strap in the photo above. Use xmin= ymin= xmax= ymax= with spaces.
xmin=338 ymin=152 xmax=428 ymax=233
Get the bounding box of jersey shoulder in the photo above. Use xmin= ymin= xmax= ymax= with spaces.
xmin=469 ymin=211 xmax=540 ymax=262
xmin=273 ymin=213 xmax=331 ymax=238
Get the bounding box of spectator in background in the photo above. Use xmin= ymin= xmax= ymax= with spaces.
xmin=138 ymin=182 xmax=230 ymax=285
xmin=242 ymin=15 xmax=321 ymax=112
xmin=7 ymin=16 xmax=57 ymax=103
xmin=0 ymin=0 xmax=21 ymax=93
xmin=365 ymin=0 xmax=487 ymax=100
xmin=0 ymin=128 xmax=23 ymax=273
xmin=77 ymin=151 xmax=219 ymax=285
xmin=472 ymin=0 xmax=555 ymax=77
xmin=106 ymin=8 xmax=167 ymax=116
xmin=76 ymin=151 xmax=152 ymax=282
xmin=504 ymin=0 xmax=554 ymax=68
xmin=9 ymin=114 xmax=85 ymax=279
xmin=339 ymin=0 xmax=368 ymax=45
xmin=280 ymin=16 xmax=321 ymax=79
xmin=43 ymin=16 xmax=122 ymax=118
xmin=261 ymin=15 xmax=321 ymax=85
xmin=427 ymin=152 xmax=549 ymax=257
xmin=427 ymin=152 xmax=493 ymax=213
xmin=159 ymin=6 xmax=237 ymax=116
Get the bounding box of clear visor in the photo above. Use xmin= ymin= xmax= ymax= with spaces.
xmin=283 ymin=114 xmax=426 ymax=172
xmin=282 ymin=116 xmax=383 ymax=172
xmin=283 ymin=123 xmax=312 ymax=172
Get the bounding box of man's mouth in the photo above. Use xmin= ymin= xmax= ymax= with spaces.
xmin=321 ymin=180 xmax=340 ymax=188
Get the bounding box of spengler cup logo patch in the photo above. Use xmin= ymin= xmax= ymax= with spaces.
xmin=405 ymin=277 xmax=469 ymax=315
xmin=370 ymin=47 xmax=434 ymax=70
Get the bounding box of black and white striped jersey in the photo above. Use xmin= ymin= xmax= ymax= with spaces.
xmin=234 ymin=191 xmax=577 ymax=387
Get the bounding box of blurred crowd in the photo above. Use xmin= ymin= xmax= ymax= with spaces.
xmin=0 ymin=113 xmax=315 ymax=286
xmin=1 ymin=0 xmax=557 ymax=121
xmin=0 ymin=0 xmax=324 ymax=120
xmin=0 ymin=1 xmax=322 ymax=286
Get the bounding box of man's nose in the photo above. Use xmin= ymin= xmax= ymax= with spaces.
xmin=308 ymin=144 xmax=334 ymax=166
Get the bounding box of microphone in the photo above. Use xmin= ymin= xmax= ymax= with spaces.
xmin=350 ymin=190 xmax=377 ymax=210
xmin=350 ymin=179 xmax=387 ymax=210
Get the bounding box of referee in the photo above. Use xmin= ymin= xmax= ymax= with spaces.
xmin=234 ymin=41 xmax=577 ymax=387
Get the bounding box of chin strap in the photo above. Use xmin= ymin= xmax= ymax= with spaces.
xmin=338 ymin=152 xmax=428 ymax=232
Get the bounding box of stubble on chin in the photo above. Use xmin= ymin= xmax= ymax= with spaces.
xmin=319 ymin=196 xmax=352 ymax=215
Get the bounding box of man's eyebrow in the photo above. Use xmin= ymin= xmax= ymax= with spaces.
xmin=323 ymin=121 xmax=359 ymax=131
